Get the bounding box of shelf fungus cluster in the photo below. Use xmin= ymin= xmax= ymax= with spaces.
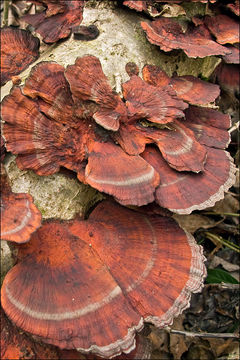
xmin=2 ymin=55 xmax=236 ymax=213
xmin=20 ymin=0 xmax=84 ymax=43
xmin=1 ymin=200 xmax=206 ymax=358
xmin=1 ymin=27 xmax=40 ymax=86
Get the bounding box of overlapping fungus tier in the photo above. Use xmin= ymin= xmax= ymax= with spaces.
xmin=1 ymin=201 xmax=206 ymax=358
xmin=141 ymin=17 xmax=232 ymax=58
xmin=1 ymin=56 xmax=236 ymax=212
xmin=21 ymin=0 xmax=84 ymax=43
xmin=0 ymin=175 xmax=42 ymax=244
xmin=114 ymin=64 xmax=235 ymax=213
xmin=1 ymin=27 xmax=40 ymax=85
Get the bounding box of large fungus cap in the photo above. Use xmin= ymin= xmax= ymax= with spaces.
xmin=1 ymin=201 xmax=206 ymax=358
xmin=1 ymin=27 xmax=40 ymax=85
xmin=141 ymin=18 xmax=230 ymax=58
xmin=22 ymin=0 xmax=84 ymax=43
xmin=1 ymin=176 xmax=42 ymax=243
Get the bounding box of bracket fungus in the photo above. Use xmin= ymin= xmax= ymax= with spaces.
xmin=1 ymin=174 xmax=42 ymax=244
xmin=1 ymin=27 xmax=40 ymax=85
xmin=141 ymin=17 xmax=231 ymax=58
xmin=1 ymin=201 xmax=206 ymax=358
xmin=21 ymin=0 xmax=84 ymax=43
xmin=1 ymin=56 xmax=236 ymax=212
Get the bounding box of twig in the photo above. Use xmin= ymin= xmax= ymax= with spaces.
xmin=205 ymin=232 xmax=240 ymax=253
xmin=165 ymin=327 xmax=239 ymax=339
xmin=205 ymin=283 xmax=239 ymax=290
xmin=3 ymin=0 xmax=10 ymax=26
xmin=203 ymin=212 xmax=240 ymax=217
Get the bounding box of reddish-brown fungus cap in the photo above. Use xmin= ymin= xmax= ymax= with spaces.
xmin=122 ymin=75 xmax=187 ymax=124
xmin=85 ymin=141 xmax=160 ymax=206
xmin=1 ymin=191 xmax=41 ymax=243
xmin=142 ymin=145 xmax=236 ymax=214
xmin=22 ymin=1 xmax=84 ymax=43
xmin=1 ymin=27 xmax=39 ymax=85
xmin=214 ymin=63 xmax=240 ymax=95
xmin=184 ymin=106 xmax=231 ymax=149
xmin=204 ymin=15 xmax=239 ymax=45
xmin=1 ymin=201 xmax=206 ymax=358
xmin=65 ymin=55 xmax=127 ymax=131
xmin=142 ymin=64 xmax=171 ymax=88
xmin=23 ymin=61 xmax=74 ymax=126
xmin=123 ymin=1 xmax=148 ymax=12
xmin=141 ymin=18 xmax=230 ymax=58
xmin=2 ymin=86 xmax=75 ymax=176
xmin=227 ymin=0 xmax=240 ymax=16
xmin=170 ymin=75 xmax=220 ymax=105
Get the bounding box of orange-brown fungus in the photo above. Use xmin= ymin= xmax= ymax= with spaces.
xmin=1 ymin=175 xmax=42 ymax=243
xmin=205 ymin=14 xmax=239 ymax=45
xmin=1 ymin=57 xmax=236 ymax=212
xmin=141 ymin=18 xmax=231 ymax=58
xmin=1 ymin=201 xmax=206 ymax=358
xmin=22 ymin=0 xmax=84 ymax=43
xmin=227 ymin=0 xmax=240 ymax=16
xmin=65 ymin=55 xmax=127 ymax=131
xmin=1 ymin=27 xmax=39 ymax=85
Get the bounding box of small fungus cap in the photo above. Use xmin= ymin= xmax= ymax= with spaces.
xmin=1 ymin=27 xmax=40 ymax=85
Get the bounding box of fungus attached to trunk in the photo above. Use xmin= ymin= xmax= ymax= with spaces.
xmin=1 ymin=176 xmax=42 ymax=244
xmin=1 ymin=27 xmax=40 ymax=85
xmin=1 ymin=57 xmax=236 ymax=211
xmin=204 ymin=14 xmax=239 ymax=45
xmin=141 ymin=18 xmax=230 ymax=58
xmin=1 ymin=201 xmax=206 ymax=358
xmin=21 ymin=0 xmax=84 ymax=43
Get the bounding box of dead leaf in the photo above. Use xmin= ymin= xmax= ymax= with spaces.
xmin=173 ymin=214 xmax=217 ymax=234
xmin=161 ymin=4 xmax=186 ymax=18
xmin=209 ymin=255 xmax=239 ymax=272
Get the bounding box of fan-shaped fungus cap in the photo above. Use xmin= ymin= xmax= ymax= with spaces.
xmin=142 ymin=144 xmax=236 ymax=214
xmin=1 ymin=176 xmax=42 ymax=243
xmin=122 ymin=75 xmax=187 ymax=124
xmin=141 ymin=18 xmax=230 ymax=58
xmin=1 ymin=201 xmax=206 ymax=358
xmin=65 ymin=55 xmax=127 ymax=131
xmin=22 ymin=0 xmax=84 ymax=43
xmin=1 ymin=27 xmax=39 ymax=85
xmin=169 ymin=75 xmax=220 ymax=105
xmin=85 ymin=141 xmax=160 ymax=206
xmin=204 ymin=14 xmax=239 ymax=45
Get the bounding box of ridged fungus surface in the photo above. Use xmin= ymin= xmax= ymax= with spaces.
xmin=1 ymin=27 xmax=40 ymax=85
xmin=141 ymin=17 xmax=231 ymax=58
xmin=1 ymin=56 xmax=236 ymax=212
xmin=1 ymin=201 xmax=206 ymax=358
xmin=21 ymin=0 xmax=84 ymax=43
xmin=1 ymin=176 xmax=42 ymax=244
